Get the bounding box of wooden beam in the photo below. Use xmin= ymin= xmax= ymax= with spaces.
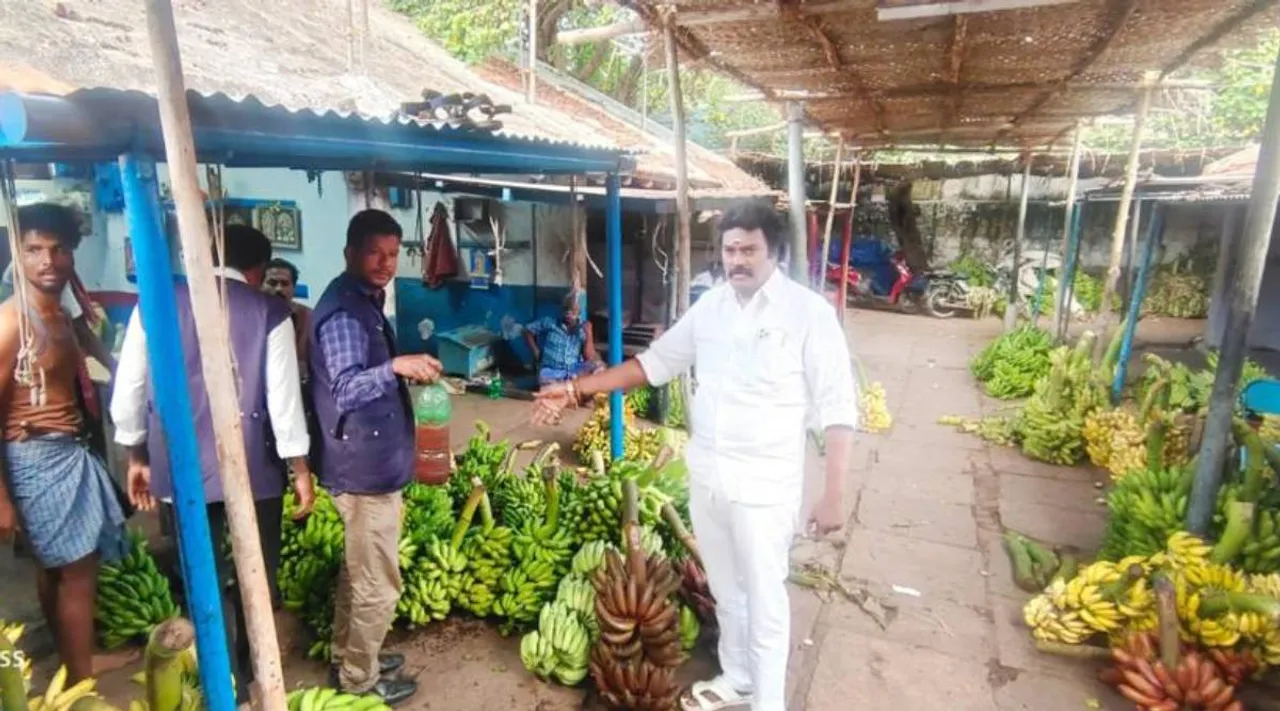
xmin=1004 ymin=0 xmax=1139 ymax=135
xmin=838 ymin=156 xmax=861 ymax=323
xmin=1005 ymin=155 xmax=1033 ymax=331
xmin=555 ymin=17 xmax=649 ymax=45
xmin=787 ymin=10 xmax=889 ymax=136
xmin=664 ymin=13 xmax=694 ymax=317
xmin=676 ymin=0 xmax=862 ymax=26
xmin=727 ymin=78 xmax=1213 ymax=103
xmin=1053 ymin=122 xmax=1083 ymax=332
xmin=725 ymin=121 xmax=788 ymax=138
xmin=142 ymin=3 xmax=287 ymax=711
xmin=1099 ymin=72 xmax=1156 ymax=321
xmin=944 ymin=15 xmax=968 ymax=128
xmin=877 ymin=0 xmax=1079 ymax=21
xmin=819 ymin=138 xmax=846 ymax=291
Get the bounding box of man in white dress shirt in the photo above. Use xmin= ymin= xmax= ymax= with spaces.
xmin=532 ymin=199 xmax=857 ymax=711
xmin=110 ymin=224 xmax=314 ymax=709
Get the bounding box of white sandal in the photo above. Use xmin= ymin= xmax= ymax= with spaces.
xmin=680 ymin=676 xmax=753 ymax=711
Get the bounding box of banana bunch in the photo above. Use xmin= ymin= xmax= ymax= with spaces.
xmin=27 ymin=666 xmax=110 ymax=711
xmin=857 ymin=381 xmax=893 ymax=433
xmin=398 ymin=486 xmax=485 ymax=627
xmin=676 ymin=557 xmax=717 ymax=635
xmin=571 ymin=540 xmax=611 ymax=577
xmin=1014 ymin=334 xmax=1109 ymax=465
xmin=1235 ymin=507 xmax=1280 ymax=574
xmin=286 ymin=687 xmax=392 ymax=711
xmin=556 ymin=575 xmax=600 ymax=639
xmin=1 ymin=620 xmax=32 ymax=692
xmin=495 ymin=466 xmax=575 ymax=630
xmin=448 ymin=420 xmax=513 ymax=508
xmin=969 ymin=325 xmax=1053 ymax=400
xmin=96 ymin=529 xmax=180 ymax=649
xmin=457 ymin=488 xmax=514 ymax=619
xmin=663 ymin=377 xmax=687 ymax=431
xmin=279 ymin=487 xmax=344 ymax=659
xmin=491 ymin=442 xmax=557 ymax=532
xmin=1101 ymin=632 xmax=1242 ymax=711
xmin=574 ymin=395 xmax=664 ymax=465
xmin=626 ymin=386 xmax=655 ymax=422
xmin=589 ymin=541 xmax=684 ymax=711
xmin=938 ymin=414 xmax=1018 ymax=447
xmin=678 ymin=605 xmax=700 ymax=652
xmin=571 ymin=457 xmax=669 ymax=547
xmin=519 ymin=601 xmax=592 ymax=686
xmin=1083 ymin=408 xmax=1146 ymax=479
xmin=1099 ymin=466 xmax=1193 ymax=561
xmin=402 ymin=481 xmax=456 ymax=547
xmin=1175 ymin=562 xmax=1248 ymax=648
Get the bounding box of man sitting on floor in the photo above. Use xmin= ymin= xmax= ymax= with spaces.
xmin=524 ymin=291 xmax=604 ymax=386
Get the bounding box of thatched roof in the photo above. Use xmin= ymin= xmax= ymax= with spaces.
xmin=0 ymin=0 xmax=758 ymax=193
xmin=629 ymin=0 xmax=1280 ymax=149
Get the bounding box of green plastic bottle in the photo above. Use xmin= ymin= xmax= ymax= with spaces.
xmin=413 ymin=382 xmax=452 ymax=425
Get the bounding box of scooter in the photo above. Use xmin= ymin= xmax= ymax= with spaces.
xmin=826 ymin=239 xmax=968 ymax=318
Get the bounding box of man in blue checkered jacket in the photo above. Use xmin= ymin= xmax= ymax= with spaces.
xmin=523 ymin=291 xmax=604 ymax=386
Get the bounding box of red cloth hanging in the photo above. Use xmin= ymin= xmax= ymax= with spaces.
xmin=423 ymin=201 xmax=459 ymax=288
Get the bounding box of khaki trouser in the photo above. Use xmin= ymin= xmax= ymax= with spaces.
xmin=332 ymin=490 xmax=403 ymax=693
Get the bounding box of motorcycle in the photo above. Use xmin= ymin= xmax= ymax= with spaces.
xmin=826 ymin=239 xmax=970 ymax=318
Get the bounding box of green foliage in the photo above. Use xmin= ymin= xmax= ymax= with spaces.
xmin=949 ymin=254 xmax=995 ymax=287
xmin=390 ymin=0 xmax=522 ymax=63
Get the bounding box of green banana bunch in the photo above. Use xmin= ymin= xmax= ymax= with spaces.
xmin=678 ymin=605 xmax=700 ymax=652
xmin=286 ymin=686 xmax=392 ymax=711
xmin=496 ymin=466 xmax=574 ymax=631
xmin=402 ymin=482 xmax=456 ymax=547
xmin=490 ymin=442 xmax=558 ymax=532
xmin=1099 ymin=465 xmax=1193 ymax=561
xmin=457 ymin=489 xmax=514 ymax=619
xmin=1013 ymin=333 xmax=1108 ymax=466
xmin=970 ymin=325 xmax=1053 ymax=400
xmin=572 ymin=456 xmax=670 ymax=546
xmin=626 ymin=386 xmax=655 ymax=421
xmin=398 ymin=485 xmax=485 ymax=627
xmin=1238 ymin=507 xmax=1280 ymax=574
xmin=556 ymin=574 xmax=600 ymax=640
xmin=95 ymin=528 xmax=180 ymax=649
xmin=570 ymin=540 xmax=612 ymax=577
xmin=520 ymin=601 xmax=591 ymax=686
xmin=280 ymin=487 xmax=344 ymax=659
xmin=664 ymin=377 xmax=687 ymax=430
xmin=448 ymin=421 xmax=513 ymax=507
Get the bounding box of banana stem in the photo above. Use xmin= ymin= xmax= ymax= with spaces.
xmin=1145 ymin=417 xmax=1168 ymax=472
xmin=452 ymin=484 xmax=486 ymax=551
xmin=1211 ymin=501 xmax=1256 ymax=565
xmin=1153 ymin=573 xmax=1179 ymax=671
xmin=591 ymin=450 xmax=606 ymax=478
xmin=537 ymin=464 xmax=562 ymax=539
xmin=1101 ymin=319 xmax=1127 ymax=375
xmin=661 ymin=502 xmax=702 ymax=569
xmin=478 ymin=487 xmax=496 ymax=533
xmin=475 ymin=420 xmax=491 ymax=441
xmin=0 ymin=634 xmax=25 ymax=711
xmin=1232 ymin=418 xmax=1271 ymax=503
xmin=1101 ymin=564 xmax=1146 ymax=602
xmin=1033 ymin=639 xmax=1112 ymax=660
xmin=651 ymin=445 xmax=675 ymax=472
xmin=145 ymin=618 xmax=195 ymax=711
xmin=531 ymin=441 xmax=560 ymax=472
xmin=1198 ymin=591 xmax=1280 ymax=624
xmin=497 ymin=447 xmax=519 ymax=481
xmin=621 ymin=478 xmax=645 ymax=584
xmin=1140 ymin=377 xmax=1170 ymax=422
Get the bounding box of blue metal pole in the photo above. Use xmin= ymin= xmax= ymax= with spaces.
xmin=1112 ymin=202 xmax=1165 ymax=403
xmin=605 ymin=173 xmax=625 ymax=461
xmin=118 ymin=154 xmax=235 ymax=711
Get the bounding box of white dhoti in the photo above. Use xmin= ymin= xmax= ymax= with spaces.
xmin=689 ymin=480 xmax=800 ymax=711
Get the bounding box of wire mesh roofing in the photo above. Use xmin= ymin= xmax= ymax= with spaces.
xmin=632 ymin=0 xmax=1280 ymax=149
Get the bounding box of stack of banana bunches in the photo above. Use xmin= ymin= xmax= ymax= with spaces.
xmin=1006 ymin=396 xmax=1280 ymax=711
xmin=55 ymin=415 xmax=708 ymax=710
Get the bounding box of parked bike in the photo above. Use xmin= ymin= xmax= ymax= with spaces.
xmin=825 ymin=239 xmax=970 ymax=318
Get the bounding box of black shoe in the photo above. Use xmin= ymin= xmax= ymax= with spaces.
xmin=327 ymin=654 xmax=407 ymax=687
xmin=365 ymin=678 xmax=417 ymax=707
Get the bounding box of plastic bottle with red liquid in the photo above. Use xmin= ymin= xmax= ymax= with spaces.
xmin=412 ymin=382 xmax=452 ymax=486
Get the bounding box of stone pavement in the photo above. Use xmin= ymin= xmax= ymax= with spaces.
xmin=787 ymin=310 xmax=1129 ymax=711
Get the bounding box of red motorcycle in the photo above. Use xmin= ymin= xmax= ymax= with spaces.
xmin=825 ymin=251 xmax=965 ymax=318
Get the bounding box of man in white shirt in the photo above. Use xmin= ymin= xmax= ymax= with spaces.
xmin=110 ymin=224 xmax=314 ymax=710
xmin=532 ymin=199 xmax=857 ymax=711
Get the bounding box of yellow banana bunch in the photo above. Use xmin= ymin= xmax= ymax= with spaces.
xmin=28 ymin=666 xmax=104 ymax=711
xmin=858 ymin=382 xmax=892 ymax=434
xmin=1164 ymin=531 xmax=1214 ymax=571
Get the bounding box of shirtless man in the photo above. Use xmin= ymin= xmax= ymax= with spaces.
xmin=0 ymin=202 xmax=129 ymax=682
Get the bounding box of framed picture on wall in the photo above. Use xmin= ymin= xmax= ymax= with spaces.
xmin=254 ymin=202 xmax=302 ymax=251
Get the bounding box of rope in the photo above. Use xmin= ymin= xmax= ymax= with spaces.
xmin=1 ymin=160 xmax=44 ymax=406
xmin=206 ymin=164 xmax=239 ymax=385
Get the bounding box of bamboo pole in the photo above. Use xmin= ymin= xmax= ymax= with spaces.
xmin=1004 ymin=157 xmax=1032 ymax=331
xmin=663 ymin=13 xmax=693 ymax=316
xmin=838 ymin=156 xmax=861 ymax=325
xmin=1053 ymin=123 xmax=1083 ymax=322
xmin=527 ymin=0 xmax=538 ymax=103
xmin=142 ymin=4 xmax=286 ymax=711
xmin=818 ymin=138 xmax=845 ymax=290
xmin=787 ymin=102 xmax=808 ymax=281
xmin=1099 ymin=72 xmax=1157 ymax=321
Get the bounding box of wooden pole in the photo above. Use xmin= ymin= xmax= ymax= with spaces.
xmin=1004 ymin=157 xmax=1032 ymax=331
xmin=818 ymin=138 xmax=845 ymax=290
xmin=1188 ymin=47 xmax=1280 ymax=534
xmin=527 ymin=0 xmax=538 ymax=103
xmin=787 ymin=102 xmax=808 ymax=281
xmin=1053 ymin=123 xmax=1083 ymax=321
xmin=838 ymin=156 xmax=861 ymax=324
xmin=142 ymin=4 xmax=286 ymax=711
xmin=663 ymin=13 xmax=693 ymax=316
xmin=1099 ymin=72 xmax=1157 ymax=320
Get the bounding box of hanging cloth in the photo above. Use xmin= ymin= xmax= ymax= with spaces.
xmin=423 ymin=201 xmax=459 ymax=288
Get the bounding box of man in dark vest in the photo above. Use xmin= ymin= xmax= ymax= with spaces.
xmin=309 ymin=209 xmax=440 ymax=705
xmin=110 ymin=224 xmax=315 ymax=710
